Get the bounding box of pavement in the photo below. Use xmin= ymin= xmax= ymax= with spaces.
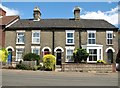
xmin=1 ymin=69 xmax=119 ymax=86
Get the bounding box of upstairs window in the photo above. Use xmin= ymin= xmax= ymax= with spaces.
xmin=66 ymin=30 xmax=74 ymax=45
xmin=16 ymin=31 xmax=25 ymax=44
xmin=87 ymin=30 xmax=96 ymax=44
xmin=32 ymin=31 xmax=40 ymax=44
xmin=106 ymin=31 xmax=113 ymax=45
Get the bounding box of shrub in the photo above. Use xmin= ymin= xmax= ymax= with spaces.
xmin=16 ymin=62 xmax=33 ymax=70
xmin=73 ymin=48 xmax=89 ymax=63
xmin=97 ymin=60 xmax=106 ymax=64
xmin=16 ymin=61 xmax=33 ymax=70
xmin=0 ymin=48 xmax=8 ymax=62
xmin=37 ymin=64 xmax=44 ymax=70
xmin=23 ymin=53 xmax=40 ymax=65
xmin=43 ymin=54 xmax=56 ymax=71
xmin=33 ymin=66 xmax=38 ymax=71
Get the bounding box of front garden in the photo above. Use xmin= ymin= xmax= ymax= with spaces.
xmin=0 ymin=48 xmax=116 ymax=72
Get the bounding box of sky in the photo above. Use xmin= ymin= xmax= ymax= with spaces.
xmin=0 ymin=2 xmax=119 ymax=28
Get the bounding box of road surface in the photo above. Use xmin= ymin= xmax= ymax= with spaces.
xmin=2 ymin=69 xmax=119 ymax=86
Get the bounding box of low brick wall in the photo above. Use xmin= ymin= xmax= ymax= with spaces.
xmin=62 ymin=63 xmax=115 ymax=73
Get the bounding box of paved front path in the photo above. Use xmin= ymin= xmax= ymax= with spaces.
xmin=2 ymin=69 xmax=119 ymax=86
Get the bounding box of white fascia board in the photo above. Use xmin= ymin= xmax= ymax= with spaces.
xmin=6 ymin=18 xmax=19 ymax=28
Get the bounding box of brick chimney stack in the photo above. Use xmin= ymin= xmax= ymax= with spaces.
xmin=33 ymin=7 xmax=41 ymax=21
xmin=74 ymin=6 xmax=80 ymax=20
xmin=0 ymin=8 xmax=6 ymax=17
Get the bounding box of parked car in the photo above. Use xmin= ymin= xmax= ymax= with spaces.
xmin=116 ymin=49 xmax=120 ymax=71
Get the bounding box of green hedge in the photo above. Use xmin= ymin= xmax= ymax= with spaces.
xmin=73 ymin=48 xmax=89 ymax=63
xmin=23 ymin=53 xmax=40 ymax=65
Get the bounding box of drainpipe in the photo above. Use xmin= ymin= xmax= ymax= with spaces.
xmin=52 ymin=30 xmax=54 ymax=55
xmin=79 ymin=30 xmax=82 ymax=48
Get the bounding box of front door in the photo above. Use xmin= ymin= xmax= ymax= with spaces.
xmin=107 ymin=49 xmax=113 ymax=63
xmin=56 ymin=51 xmax=62 ymax=65
xmin=8 ymin=49 xmax=12 ymax=64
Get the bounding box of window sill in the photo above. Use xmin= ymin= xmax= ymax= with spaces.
xmin=66 ymin=43 xmax=75 ymax=46
xmin=32 ymin=43 xmax=40 ymax=44
xmin=16 ymin=43 xmax=25 ymax=45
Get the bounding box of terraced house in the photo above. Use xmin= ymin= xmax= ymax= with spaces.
xmin=5 ymin=7 xmax=118 ymax=65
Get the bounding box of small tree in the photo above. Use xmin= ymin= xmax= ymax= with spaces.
xmin=73 ymin=48 xmax=89 ymax=63
xmin=23 ymin=53 xmax=40 ymax=65
xmin=0 ymin=48 xmax=8 ymax=62
xmin=43 ymin=54 xmax=56 ymax=71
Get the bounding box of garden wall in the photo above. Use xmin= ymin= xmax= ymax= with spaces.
xmin=62 ymin=63 xmax=116 ymax=73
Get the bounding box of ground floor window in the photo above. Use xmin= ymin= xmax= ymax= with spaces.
xmin=65 ymin=47 xmax=75 ymax=62
xmin=16 ymin=48 xmax=24 ymax=61
xmin=82 ymin=44 xmax=103 ymax=63
xmin=31 ymin=46 xmax=40 ymax=55
xmin=89 ymin=49 xmax=97 ymax=61
xmin=88 ymin=48 xmax=102 ymax=63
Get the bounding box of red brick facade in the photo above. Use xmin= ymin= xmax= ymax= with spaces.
xmin=0 ymin=8 xmax=19 ymax=48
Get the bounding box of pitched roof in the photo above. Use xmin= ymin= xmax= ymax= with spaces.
xmin=8 ymin=18 xmax=117 ymax=29
xmin=0 ymin=15 xmax=19 ymax=26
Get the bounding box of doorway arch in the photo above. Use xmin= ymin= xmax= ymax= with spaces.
xmin=42 ymin=47 xmax=51 ymax=56
xmin=6 ymin=46 xmax=14 ymax=63
xmin=105 ymin=47 xmax=115 ymax=63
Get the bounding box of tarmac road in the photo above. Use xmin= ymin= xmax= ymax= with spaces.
xmin=1 ymin=69 xmax=119 ymax=86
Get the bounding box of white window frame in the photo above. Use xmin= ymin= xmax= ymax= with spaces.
xmin=16 ymin=30 xmax=25 ymax=44
xmin=66 ymin=30 xmax=75 ymax=45
xmin=32 ymin=30 xmax=40 ymax=44
xmin=65 ymin=46 xmax=75 ymax=62
xmin=31 ymin=46 xmax=40 ymax=55
xmin=106 ymin=31 xmax=113 ymax=45
xmin=86 ymin=46 xmax=103 ymax=63
xmin=16 ymin=46 xmax=25 ymax=62
xmin=87 ymin=30 xmax=96 ymax=45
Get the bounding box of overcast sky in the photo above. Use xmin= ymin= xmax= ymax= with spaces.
xmin=0 ymin=2 xmax=119 ymax=28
